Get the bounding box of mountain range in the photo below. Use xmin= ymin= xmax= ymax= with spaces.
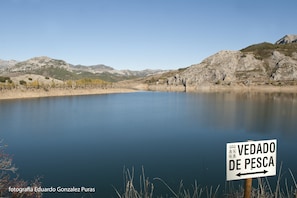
xmin=1 ymin=35 xmax=297 ymax=89
xmin=0 ymin=57 xmax=166 ymax=82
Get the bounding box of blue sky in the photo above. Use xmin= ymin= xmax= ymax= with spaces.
xmin=1 ymin=0 xmax=297 ymax=70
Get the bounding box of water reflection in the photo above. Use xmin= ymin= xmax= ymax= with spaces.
xmin=1 ymin=92 xmax=297 ymax=197
xmin=187 ymin=92 xmax=297 ymax=137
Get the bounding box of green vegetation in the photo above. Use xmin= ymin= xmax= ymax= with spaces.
xmin=0 ymin=76 xmax=11 ymax=83
xmin=33 ymin=66 xmax=77 ymax=81
xmin=241 ymin=42 xmax=297 ymax=59
xmin=19 ymin=80 xmax=27 ymax=85
xmin=0 ymin=76 xmax=15 ymax=90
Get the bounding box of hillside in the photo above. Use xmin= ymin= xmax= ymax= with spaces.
xmin=143 ymin=35 xmax=297 ymax=92
xmin=1 ymin=35 xmax=297 ymax=94
xmin=0 ymin=56 xmax=167 ymax=83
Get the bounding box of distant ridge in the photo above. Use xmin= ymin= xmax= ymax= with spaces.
xmin=0 ymin=56 xmax=168 ymax=82
xmin=2 ymin=34 xmax=297 ymax=90
xmin=275 ymin=34 xmax=297 ymax=44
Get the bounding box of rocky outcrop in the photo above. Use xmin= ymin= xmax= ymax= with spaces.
xmin=166 ymin=50 xmax=265 ymax=89
xmin=275 ymin=35 xmax=297 ymax=44
xmin=160 ymin=36 xmax=297 ymax=91
xmin=165 ymin=50 xmax=297 ymax=90
xmin=268 ymin=51 xmax=297 ymax=81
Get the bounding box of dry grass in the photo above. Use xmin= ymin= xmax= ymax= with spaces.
xmin=115 ymin=167 xmax=220 ymax=198
xmin=115 ymin=165 xmax=297 ymax=198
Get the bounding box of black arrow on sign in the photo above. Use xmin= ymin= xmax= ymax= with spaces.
xmin=236 ymin=170 xmax=268 ymax=177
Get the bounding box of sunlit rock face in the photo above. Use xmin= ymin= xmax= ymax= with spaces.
xmin=275 ymin=35 xmax=297 ymax=44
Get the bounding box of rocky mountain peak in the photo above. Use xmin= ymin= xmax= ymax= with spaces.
xmin=275 ymin=34 xmax=297 ymax=44
xmin=9 ymin=56 xmax=71 ymax=73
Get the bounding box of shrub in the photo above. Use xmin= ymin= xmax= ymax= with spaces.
xmin=0 ymin=76 xmax=10 ymax=83
xmin=19 ymin=80 xmax=27 ymax=85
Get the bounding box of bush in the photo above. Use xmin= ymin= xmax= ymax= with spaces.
xmin=0 ymin=76 xmax=10 ymax=83
xmin=19 ymin=80 xmax=27 ymax=85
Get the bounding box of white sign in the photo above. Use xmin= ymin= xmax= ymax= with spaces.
xmin=226 ymin=139 xmax=277 ymax=181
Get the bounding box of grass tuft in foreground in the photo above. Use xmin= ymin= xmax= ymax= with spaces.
xmin=115 ymin=165 xmax=297 ymax=198
xmin=114 ymin=167 xmax=220 ymax=198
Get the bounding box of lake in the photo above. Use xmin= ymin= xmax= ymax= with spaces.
xmin=1 ymin=91 xmax=297 ymax=197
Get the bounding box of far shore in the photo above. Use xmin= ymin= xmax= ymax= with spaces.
xmin=147 ymin=84 xmax=297 ymax=93
xmin=0 ymin=88 xmax=138 ymax=100
xmin=190 ymin=85 xmax=297 ymax=93
xmin=1 ymin=84 xmax=297 ymax=100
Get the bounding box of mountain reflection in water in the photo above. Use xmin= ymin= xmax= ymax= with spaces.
xmin=189 ymin=92 xmax=297 ymax=137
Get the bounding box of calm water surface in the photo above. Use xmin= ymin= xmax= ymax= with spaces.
xmin=1 ymin=91 xmax=297 ymax=197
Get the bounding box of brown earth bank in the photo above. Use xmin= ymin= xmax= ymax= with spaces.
xmin=0 ymin=88 xmax=137 ymax=100
xmin=1 ymin=84 xmax=297 ymax=100
xmin=147 ymin=84 xmax=297 ymax=93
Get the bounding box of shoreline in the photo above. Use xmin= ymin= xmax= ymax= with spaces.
xmin=1 ymin=85 xmax=297 ymax=100
xmin=147 ymin=84 xmax=297 ymax=93
xmin=0 ymin=88 xmax=138 ymax=100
